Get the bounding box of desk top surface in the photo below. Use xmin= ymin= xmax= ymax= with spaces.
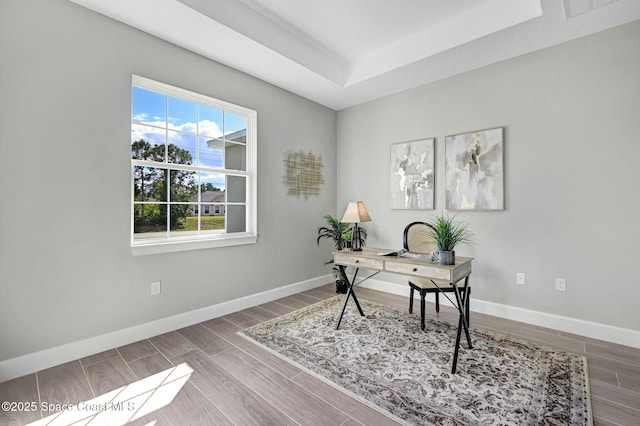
xmin=333 ymin=247 xmax=473 ymax=281
xmin=333 ymin=247 xmax=472 ymax=266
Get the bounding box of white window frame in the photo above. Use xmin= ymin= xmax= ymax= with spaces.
xmin=131 ymin=75 xmax=257 ymax=255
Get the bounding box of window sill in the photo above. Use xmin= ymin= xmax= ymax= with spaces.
xmin=131 ymin=233 xmax=257 ymax=256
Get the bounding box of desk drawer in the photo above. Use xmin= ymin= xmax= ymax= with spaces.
xmin=334 ymin=253 xmax=383 ymax=269
xmin=385 ymin=260 xmax=452 ymax=281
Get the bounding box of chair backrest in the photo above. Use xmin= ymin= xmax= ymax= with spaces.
xmin=403 ymin=221 xmax=438 ymax=254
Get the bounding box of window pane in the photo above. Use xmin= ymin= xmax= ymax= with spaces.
xmin=199 ymin=186 xmax=224 ymax=203
xmin=132 ymin=87 xmax=166 ymax=125
xmin=225 ymin=142 xmax=246 ymax=171
xmin=133 ymin=167 xmax=168 ymax=201
xmin=224 ymin=112 xmax=247 ymax=144
xmin=167 ymin=131 xmax=196 ymax=165
xmin=199 ymin=106 xmax=223 ymax=138
xmin=133 ymin=204 xmax=167 ymax=236
xmin=168 ymin=96 xmax=197 ymax=131
xmin=169 ymin=204 xmax=197 ymax=234
xmin=199 ymin=136 xmax=224 ymax=168
xmin=227 ymin=205 xmax=246 ymax=233
xmin=200 ymin=172 xmax=225 ymax=193
xmin=227 ymin=175 xmax=246 ymax=203
xmin=169 ymin=169 xmax=197 ymax=202
xmin=201 ymin=205 xmax=225 ymax=231
xmin=132 ymin=124 xmax=165 ymax=161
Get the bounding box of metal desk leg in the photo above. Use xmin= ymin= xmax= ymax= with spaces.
xmin=451 ymin=314 xmax=465 ymax=374
xmin=335 ymin=267 xmax=364 ymax=329
xmin=450 ymin=276 xmax=473 ymax=374
xmin=459 ymin=277 xmax=473 ymax=348
xmin=349 ymin=288 xmax=365 ymax=316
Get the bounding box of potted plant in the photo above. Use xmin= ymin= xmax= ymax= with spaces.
xmin=425 ymin=214 xmax=473 ymax=265
xmin=317 ymin=214 xmax=367 ymax=293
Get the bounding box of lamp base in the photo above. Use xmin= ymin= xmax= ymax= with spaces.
xmin=350 ymin=223 xmax=363 ymax=251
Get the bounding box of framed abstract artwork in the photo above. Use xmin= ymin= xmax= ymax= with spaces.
xmin=390 ymin=138 xmax=435 ymax=209
xmin=445 ymin=127 xmax=504 ymax=211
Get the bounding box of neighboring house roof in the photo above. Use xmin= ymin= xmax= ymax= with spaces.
xmin=190 ymin=190 xmax=225 ymax=203
xmin=207 ymin=129 xmax=246 ymax=149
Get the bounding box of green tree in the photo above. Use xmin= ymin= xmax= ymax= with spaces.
xmin=132 ymin=139 xmax=197 ymax=232
xmin=200 ymin=182 xmax=221 ymax=192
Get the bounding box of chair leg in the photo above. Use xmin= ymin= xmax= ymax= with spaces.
xmin=409 ymin=287 xmax=414 ymax=313
xmin=420 ymin=291 xmax=426 ymax=330
xmin=435 ymin=291 xmax=440 ymax=313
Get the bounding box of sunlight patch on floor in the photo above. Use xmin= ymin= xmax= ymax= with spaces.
xmin=28 ymin=363 xmax=193 ymax=425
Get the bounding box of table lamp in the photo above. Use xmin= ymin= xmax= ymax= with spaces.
xmin=341 ymin=201 xmax=371 ymax=251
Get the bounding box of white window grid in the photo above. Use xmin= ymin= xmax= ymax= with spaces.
xmin=131 ymin=75 xmax=257 ymax=253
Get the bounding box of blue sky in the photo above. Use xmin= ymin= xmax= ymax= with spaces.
xmin=131 ymin=86 xmax=248 ymax=190
xmin=131 ymin=86 xmax=247 ymax=134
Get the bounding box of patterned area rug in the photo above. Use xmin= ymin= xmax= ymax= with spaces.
xmin=240 ymin=296 xmax=592 ymax=425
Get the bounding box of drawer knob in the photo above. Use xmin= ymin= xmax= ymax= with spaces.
xmin=355 ymin=260 xmax=360 ymax=263
xmin=412 ymin=267 xmax=418 ymax=272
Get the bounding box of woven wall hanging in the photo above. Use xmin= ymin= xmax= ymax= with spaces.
xmin=282 ymin=150 xmax=324 ymax=199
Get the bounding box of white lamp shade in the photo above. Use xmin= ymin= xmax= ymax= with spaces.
xmin=341 ymin=201 xmax=372 ymax=223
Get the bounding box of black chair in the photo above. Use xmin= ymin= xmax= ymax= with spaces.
xmin=403 ymin=221 xmax=471 ymax=330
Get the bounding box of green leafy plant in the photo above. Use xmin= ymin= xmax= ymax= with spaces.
xmin=317 ymin=214 xmax=367 ymax=293
xmin=426 ymin=213 xmax=473 ymax=251
xmin=316 ymin=214 xmax=367 ymax=251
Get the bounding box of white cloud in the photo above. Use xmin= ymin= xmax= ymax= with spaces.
xmin=131 ymin=120 xmax=224 ymax=163
xmin=145 ymin=120 xmax=222 ymax=138
xmin=131 ymin=123 xmax=165 ymax=144
xmin=198 ymin=120 xmax=223 ymax=138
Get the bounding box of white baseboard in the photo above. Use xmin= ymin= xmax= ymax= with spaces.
xmin=3 ymin=274 xmax=638 ymax=383
xmin=360 ymin=278 xmax=640 ymax=349
xmin=0 ymin=274 xmax=332 ymax=383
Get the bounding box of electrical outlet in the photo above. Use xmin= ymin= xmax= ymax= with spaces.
xmin=516 ymin=272 xmax=525 ymax=285
xmin=555 ymin=278 xmax=566 ymax=292
xmin=151 ymin=280 xmax=161 ymax=295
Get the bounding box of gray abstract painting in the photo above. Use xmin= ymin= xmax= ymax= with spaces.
xmin=390 ymin=138 xmax=434 ymax=209
xmin=445 ymin=128 xmax=504 ymax=210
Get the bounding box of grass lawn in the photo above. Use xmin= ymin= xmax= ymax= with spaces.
xmin=182 ymin=215 xmax=225 ymax=231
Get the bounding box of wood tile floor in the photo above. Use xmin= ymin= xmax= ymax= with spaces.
xmin=1 ymin=284 xmax=639 ymax=425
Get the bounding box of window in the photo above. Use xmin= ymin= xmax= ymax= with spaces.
xmin=131 ymin=75 xmax=257 ymax=254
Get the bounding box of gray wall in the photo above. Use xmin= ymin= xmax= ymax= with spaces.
xmin=337 ymin=20 xmax=640 ymax=331
xmin=0 ymin=0 xmax=337 ymax=361
xmin=2 ymin=0 xmax=638 ymax=366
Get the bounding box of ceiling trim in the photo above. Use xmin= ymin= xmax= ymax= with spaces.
xmin=346 ymin=0 xmax=543 ymax=85
xmin=69 ymin=0 xmax=640 ymax=110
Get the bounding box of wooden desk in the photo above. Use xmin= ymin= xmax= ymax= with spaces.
xmin=332 ymin=247 xmax=473 ymax=374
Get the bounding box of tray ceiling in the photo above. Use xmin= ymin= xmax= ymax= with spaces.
xmin=69 ymin=0 xmax=640 ymax=109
